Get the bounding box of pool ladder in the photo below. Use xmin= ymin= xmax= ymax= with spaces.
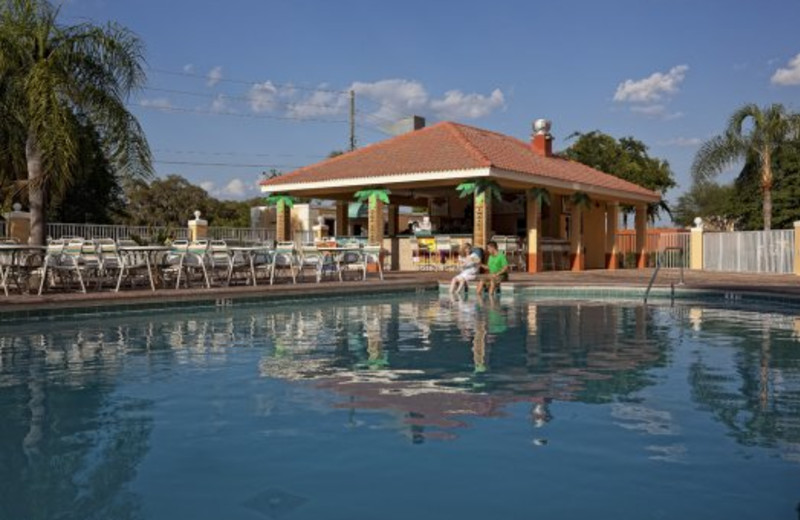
xmin=643 ymin=247 xmax=685 ymax=305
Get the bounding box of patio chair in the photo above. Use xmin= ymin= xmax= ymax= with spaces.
xmin=207 ymin=240 xmax=235 ymax=286
xmin=338 ymin=249 xmax=366 ymax=281
xmin=107 ymin=239 xmax=157 ymax=292
xmin=269 ymin=242 xmax=298 ymax=285
xmin=363 ymin=245 xmax=384 ymax=281
xmin=162 ymin=240 xmax=210 ymax=289
xmin=38 ymin=238 xmax=91 ymax=294
xmin=298 ymin=246 xmax=337 ymax=283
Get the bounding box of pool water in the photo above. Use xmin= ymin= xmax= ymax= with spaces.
xmin=1 ymin=294 xmax=799 ymax=520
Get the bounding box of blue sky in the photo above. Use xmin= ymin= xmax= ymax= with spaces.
xmin=61 ymin=0 xmax=800 ymax=208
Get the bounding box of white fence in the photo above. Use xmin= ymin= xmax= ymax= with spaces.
xmin=704 ymin=229 xmax=795 ymax=274
xmin=45 ymin=223 xmax=284 ymax=244
xmin=615 ymin=232 xmax=690 ymax=268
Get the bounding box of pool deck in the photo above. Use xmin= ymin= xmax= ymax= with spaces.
xmin=1 ymin=269 xmax=798 ymax=314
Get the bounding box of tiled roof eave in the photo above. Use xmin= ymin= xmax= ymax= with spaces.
xmin=490 ymin=167 xmax=661 ymax=203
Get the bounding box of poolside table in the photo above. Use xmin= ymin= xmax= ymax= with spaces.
xmin=0 ymin=245 xmax=46 ymax=296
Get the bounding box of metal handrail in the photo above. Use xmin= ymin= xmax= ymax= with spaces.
xmin=644 ymin=247 xmax=684 ymax=304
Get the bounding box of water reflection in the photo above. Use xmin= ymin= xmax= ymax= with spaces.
xmin=0 ymin=295 xmax=799 ymax=518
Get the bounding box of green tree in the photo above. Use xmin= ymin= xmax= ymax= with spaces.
xmin=563 ymin=131 xmax=676 ymax=224
xmin=672 ymin=181 xmax=739 ymax=230
xmin=0 ymin=0 xmax=152 ymax=244
xmin=121 ymin=175 xmax=213 ymax=227
xmin=691 ymin=103 xmax=800 ymax=230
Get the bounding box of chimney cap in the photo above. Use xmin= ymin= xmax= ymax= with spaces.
xmin=533 ymin=119 xmax=552 ymax=136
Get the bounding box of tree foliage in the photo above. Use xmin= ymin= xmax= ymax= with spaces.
xmin=0 ymin=0 xmax=152 ymax=243
xmin=673 ymin=181 xmax=739 ymax=230
xmin=691 ymin=103 xmax=800 ymax=230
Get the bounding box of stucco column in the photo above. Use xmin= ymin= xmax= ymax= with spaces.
xmin=605 ymin=202 xmax=619 ymax=269
xmin=4 ymin=203 xmax=31 ymax=244
xmin=473 ymin=193 xmax=492 ymax=248
xmin=188 ymin=211 xmax=208 ymax=241
xmin=525 ymin=194 xmax=541 ymax=273
xmin=569 ymin=204 xmax=583 ymax=271
xmin=635 ymin=204 xmax=648 ymax=269
xmin=368 ymin=199 xmax=384 ymax=246
xmin=276 ymin=203 xmax=291 ymax=242
xmin=387 ymin=204 xmax=399 ymax=237
xmin=690 ymin=221 xmax=704 ymax=270
xmin=335 ymin=200 xmax=349 ymax=237
xmin=794 ymin=221 xmax=800 ymax=276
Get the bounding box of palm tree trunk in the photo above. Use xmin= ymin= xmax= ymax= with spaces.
xmin=761 ymin=150 xmax=772 ymax=231
xmin=26 ymin=134 xmax=46 ymax=245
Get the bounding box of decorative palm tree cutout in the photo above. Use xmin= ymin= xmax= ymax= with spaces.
xmin=528 ymin=187 xmax=551 ymax=207
xmin=264 ymin=193 xmax=296 ymax=211
xmin=456 ymin=179 xmax=502 ymax=204
xmin=570 ymin=191 xmax=592 ymax=209
xmin=354 ymin=187 xmax=391 ymax=209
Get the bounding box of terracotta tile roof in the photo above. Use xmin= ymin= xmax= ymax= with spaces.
xmin=261 ymin=121 xmax=660 ymax=200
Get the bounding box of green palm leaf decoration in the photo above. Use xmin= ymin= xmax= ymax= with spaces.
xmin=354 ymin=187 xmax=391 ymax=210
xmin=570 ymin=191 xmax=592 ymax=209
xmin=264 ymin=193 xmax=296 ymax=211
xmin=528 ymin=187 xmax=551 ymax=207
xmin=456 ymin=179 xmax=502 ymax=204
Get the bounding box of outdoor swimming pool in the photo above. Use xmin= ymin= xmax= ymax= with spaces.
xmin=1 ymin=293 xmax=798 ymax=519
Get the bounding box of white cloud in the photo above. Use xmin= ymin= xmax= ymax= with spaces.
xmin=429 ymin=88 xmax=505 ymax=119
xmin=210 ymin=93 xmax=230 ymax=113
xmin=139 ymin=97 xmax=173 ymax=110
xmin=614 ymin=65 xmax=689 ymax=103
xmin=221 ymin=178 xmax=248 ymax=197
xmin=351 ymin=79 xmax=429 ymax=121
xmin=183 ymin=63 xmax=195 ymax=73
xmin=199 ymin=181 xmax=215 ymax=193
xmin=248 ymin=81 xmax=281 ymax=113
xmin=771 ymin=53 xmax=800 ymax=86
xmin=287 ymin=89 xmax=348 ymax=119
xmin=657 ymin=137 xmax=702 ymax=147
xmin=207 ymin=66 xmax=223 ymax=87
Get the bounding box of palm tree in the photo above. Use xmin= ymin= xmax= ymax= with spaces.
xmin=354 ymin=187 xmax=390 ymax=245
xmin=691 ymin=103 xmax=800 ymax=230
xmin=456 ymin=178 xmax=502 ymax=204
xmin=264 ymin=193 xmax=296 ymax=241
xmin=0 ymin=0 xmax=152 ymax=244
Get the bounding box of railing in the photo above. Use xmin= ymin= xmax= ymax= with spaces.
xmin=616 ymin=231 xmax=690 ymax=269
xmin=45 ymin=223 xmax=280 ymax=245
xmin=703 ymin=229 xmax=795 ymax=274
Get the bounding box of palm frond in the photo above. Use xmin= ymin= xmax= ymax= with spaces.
xmin=691 ymin=134 xmax=747 ymax=183
xmin=528 ymin=187 xmax=551 ymax=207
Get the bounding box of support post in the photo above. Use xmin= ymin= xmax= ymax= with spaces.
xmin=367 ymin=199 xmax=384 ymax=246
xmin=188 ymin=211 xmax=208 ymax=241
xmin=690 ymin=219 xmax=704 ymax=270
xmin=635 ymin=203 xmax=648 ymax=269
xmin=276 ymin=203 xmax=291 ymax=242
xmin=605 ymin=202 xmax=619 ymax=269
xmin=794 ymin=221 xmax=800 ymax=276
xmin=525 ymin=193 xmax=541 ymax=273
xmin=336 ymin=200 xmax=349 ymax=237
xmin=387 ymin=204 xmax=399 ymax=237
xmin=473 ymin=193 xmax=492 ymax=248
xmin=4 ymin=203 xmax=31 ymax=244
xmin=569 ymin=204 xmax=583 ymax=271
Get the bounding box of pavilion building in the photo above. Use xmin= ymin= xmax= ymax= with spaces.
xmin=260 ymin=119 xmax=660 ymax=273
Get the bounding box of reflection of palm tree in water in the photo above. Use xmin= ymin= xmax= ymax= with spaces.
xmin=0 ymin=333 xmax=153 ymax=520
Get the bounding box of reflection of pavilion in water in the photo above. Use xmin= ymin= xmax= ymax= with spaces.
xmin=257 ymin=298 xmax=668 ymax=441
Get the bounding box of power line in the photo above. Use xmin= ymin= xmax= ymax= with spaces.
xmin=154 ymin=159 xmax=305 ymax=169
xmin=133 ymin=102 xmax=347 ymax=123
xmin=142 ymin=86 xmax=348 ymax=111
xmin=148 ymin=67 xmax=350 ymax=94
xmin=153 ymin=148 xmax=325 ymax=159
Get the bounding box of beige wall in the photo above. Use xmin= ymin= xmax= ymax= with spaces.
xmin=583 ymin=202 xmax=607 ymax=269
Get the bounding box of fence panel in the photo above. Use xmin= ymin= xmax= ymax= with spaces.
xmin=703 ymin=229 xmax=795 ymax=273
xmin=45 ymin=223 xmax=277 ymax=244
xmin=615 ymin=231 xmax=690 ymax=268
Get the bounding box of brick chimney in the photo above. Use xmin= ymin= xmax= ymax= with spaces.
xmin=531 ymin=118 xmax=553 ymax=157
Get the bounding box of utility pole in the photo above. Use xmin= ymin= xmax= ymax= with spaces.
xmin=349 ymin=89 xmax=356 ymax=151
